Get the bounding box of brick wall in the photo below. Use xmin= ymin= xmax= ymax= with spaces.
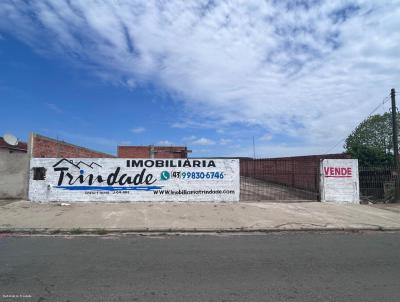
xmin=240 ymin=153 xmax=352 ymax=193
xmin=118 ymin=146 xmax=188 ymax=158
xmin=31 ymin=133 xmax=115 ymax=158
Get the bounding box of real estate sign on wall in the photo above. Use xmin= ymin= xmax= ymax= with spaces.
xmin=320 ymin=159 xmax=359 ymax=203
xmin=29 ymin=158 xmax=240 ymax=202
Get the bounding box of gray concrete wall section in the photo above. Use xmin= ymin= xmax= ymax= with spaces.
xmin=0 ymin=150 xmax=29 ymax=199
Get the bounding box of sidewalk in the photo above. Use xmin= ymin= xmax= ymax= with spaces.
xmin=1 ymin=200 xmax=400 ymax=233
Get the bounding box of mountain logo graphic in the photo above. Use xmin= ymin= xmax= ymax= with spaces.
xmin=53 ymin=158 xmax=103 ymax=169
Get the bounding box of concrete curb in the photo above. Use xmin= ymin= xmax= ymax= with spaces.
xmin=2 ymin=226 xmax=400 ymax=235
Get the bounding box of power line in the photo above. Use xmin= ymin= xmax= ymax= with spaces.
xmin=323 ymin=94 xmax=391 ymax=154
xmin=366 ymin=95 xmax=390 ymax=116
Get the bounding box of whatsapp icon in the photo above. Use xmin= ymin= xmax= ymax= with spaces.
xmin=160 ymin=171 xmax=170 ymax=181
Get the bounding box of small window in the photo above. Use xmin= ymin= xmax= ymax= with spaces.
xmin=33 ymin=167 xmax=46 ymax=180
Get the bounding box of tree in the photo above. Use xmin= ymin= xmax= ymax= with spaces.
xmin=344 ymin=112 xmax=399 ymax=166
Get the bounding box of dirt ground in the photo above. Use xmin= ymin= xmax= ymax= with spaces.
xmin=240 ymin=177 xmax=318 ymax=202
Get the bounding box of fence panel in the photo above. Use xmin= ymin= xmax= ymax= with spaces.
xmin=359 ymin=165 xmax=397 ymax=203
xmin=240 ymin=159 xmax=319 ymax=201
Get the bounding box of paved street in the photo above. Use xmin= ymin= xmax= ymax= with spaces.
xmin=1 ymin=232 xmax=400 ymax=302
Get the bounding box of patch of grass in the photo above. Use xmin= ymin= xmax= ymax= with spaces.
xmin=70 ymin=228 xmax=83 ymax=234
xmin=50 ymin=229 xmax=62 ymax=235
xmin=28 ymin=229 xmax=41 ymax=235
xmin=95 ymin=229 xmax=108 ymax=235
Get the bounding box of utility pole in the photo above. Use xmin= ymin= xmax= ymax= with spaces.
xmin=391 ymin=88 xmax=399 ymax=202
xmin=252 ymin=136 xmax=256 ymax=158
xmin=391 ymin=88 xmax=398 ymax=168
xmin=252 ymin=136 xmax=256 ymax=178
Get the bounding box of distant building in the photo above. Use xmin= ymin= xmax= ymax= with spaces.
xmin=118 ymin=145 xmax=190 ymax=158
xmin=0 ymin=137 xmax=27 ymax=153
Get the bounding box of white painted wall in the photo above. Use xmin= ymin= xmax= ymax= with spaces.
xmin=29 ymin=158 xmax=240 ymax=202
xmin=320 ymin=159 xmax=359 ymax=203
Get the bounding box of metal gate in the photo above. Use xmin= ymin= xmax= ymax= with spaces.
xmin=240 ymin=158 xmax=320 ymax=202
xmin=359 ymin=165 xmax=398 ymax=203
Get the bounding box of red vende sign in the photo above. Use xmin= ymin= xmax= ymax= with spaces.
xmin=324 ymin=167 xmax=352 ymax=178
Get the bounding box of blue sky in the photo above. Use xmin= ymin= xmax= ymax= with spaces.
xmin=1 ymin=1 xmax=399 ymax=157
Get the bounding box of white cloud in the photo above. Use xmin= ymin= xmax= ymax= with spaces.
xmin=183 ymin=135 xmax=215 ymax=145
xmin=226 ymin=143 xmax=329 ymax=158
xmin=2 ymin=1 xmax=400 ymax=155
xmin=182 ymin=135 xmax=197 ymax=142
xmin=158 ymin=140 xmax=173 ymax=146
xmin=191 ymin=137 xmax=215 ymax=146
xmin=131 ymin=127 xmax=145 ymax=134
xmin=195 ymin=149 xmax=211 ymax=154
xmin=219 ymin=138 xmax=233 ymax=145
xmin=260 ymin=134 xmax=273 ymax=142
xmin=170 ymin=122 xmax=186 ymax=129
xmin=45 ymin=103 xmax=63 ymax=114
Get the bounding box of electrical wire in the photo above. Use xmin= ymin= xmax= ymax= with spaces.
xmin=323 ymin=94 xmax=391 ymax=154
